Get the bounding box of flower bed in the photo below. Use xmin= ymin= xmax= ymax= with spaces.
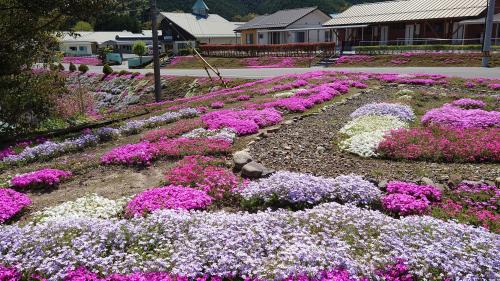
xmin=0 ymin=202 xmax=497 ymax=280
xmin=339 ymin=116 xmax=408 ymax=137
xmin=382 ymin=181 xmax=441 ymax=216
xmin=210 ymin=101 xmax=224 ymax=109
xmin=142 ymin=118 xmax=204 ymax=142
xmin=421 ymin=104 xmax=500 ymax=128
xmin=202 ymin=109 xmax=282 ymax=136
xmin=450 ymin=98 xmax=486 ymax=109
xmin=377 ymin=127 xmax=500 ymax=162
xmin=431 ymin=182 xmax=499 ymax=233
xmin=33 ymin=194 xmax=128 ymax=223
xmin=125 ymin=185 xmax=212 ymax=216
xmin=240 ymin=172 xmax=381 ymax=208
xmin=165 ymin=156 xmax=238 ymax=199
xmin=155 ymin=138 xmax=231 ymax=158
xmin=0 ymin=189 xmax=31 ymax=223
xmin=10 ymin=168 xmax=72 ymax=189
xmin=62 ymin=56 xmax=101 ymax=66
xmin=182 ymin=128 xmax=237 ymax=143
xmin=336 ymin=55 xmax=375 ymax=65
xmin=100 ymin=142 xmax=159 ymax=166
xmin=350 ymin=103 xmax=415 ymax=122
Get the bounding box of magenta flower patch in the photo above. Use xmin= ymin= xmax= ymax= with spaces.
xmin=202 ymin=109 xmax=282 ymax=135
xmin=382 ymin=181 xmax=441 ymax=216
xmin=101 ymin=142 xmax=159 ymax=166
xmin=0 ymin=188 xmax=32 ymax=223
xmin=421 ymin=104 xmax=500 ymax=129
xmin=10 ymin=168 xmax=72 ymax=189
xmin=125 ymin=185 xmax=212 ymax=216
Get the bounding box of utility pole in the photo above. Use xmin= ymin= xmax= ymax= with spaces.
xmin=150 ymin=0 xmax=162 ymax=102
xmin=482 ymin=0 xmax=496 ymax=67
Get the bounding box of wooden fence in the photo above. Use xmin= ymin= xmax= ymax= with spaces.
xmin=199 ymin=42 xmax=336 ymax=57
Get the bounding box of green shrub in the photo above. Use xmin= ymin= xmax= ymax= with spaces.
xmin=119 ymin=70 xmax=130 ymax=75
xmin=69 ymin=62 xmax=76 ymax=72
xmin=58 ymin=63 xmax=65 ymax=71
xmin=178 ymin=49 xmax=193 ymax=56
xmin=102 ymin=64 xmax=113 ymax=75
xmin=78 ymin=64 xmax=89 ymax=73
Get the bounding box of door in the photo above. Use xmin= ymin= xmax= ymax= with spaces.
xmin=452 ymin=22 xmax=464 ymax=44
xmin=380 ymin=25 xmax=389 ymax=45
xmin=405 ymin=24 xmax=414 ymax=45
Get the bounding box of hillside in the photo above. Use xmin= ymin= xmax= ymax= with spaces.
xmin=157 ymin=0 xmax=388 ymax=20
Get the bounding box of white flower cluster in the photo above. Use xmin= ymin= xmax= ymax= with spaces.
xmin=338 ymin=104 xmax=414 ymax=157
xmin=182 ymin=128 xmax=237 ymax=143
xmin=32 ymin=194 xmax=129 ymax=223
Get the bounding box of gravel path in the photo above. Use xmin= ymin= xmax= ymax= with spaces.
xmin=249 ymin=87 xmax=499 ymax=184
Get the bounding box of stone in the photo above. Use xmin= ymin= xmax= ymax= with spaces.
xmin=261 ymin=168 xmax=275 ymax=178
xmin=283 ymin=120 xmax=294 ymax=125
xmin=282 ymin=145 xmax=292 ymax=150
xmin=496 ymin=177 xmax=500 ymax=186
xmin=241 ymin=161 xmax=266 ymax=179
xmin=266 ymin=127 xmax=280 ymax=133
xmin=461 ymin=180 xmax=483 ymax=186
xmin=233 ymin=150 xmax=252 ymax=171
xmin=420 ymin=177 xmax=435 ymax=186
xmin=378 ymin=180 xmax=388 ymax=189
xmin=448 ymin=174 xmax=462 ymax=186
xmin=316 ymin=146 xmax=326 ymax=154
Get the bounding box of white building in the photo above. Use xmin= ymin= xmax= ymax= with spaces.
xmin=234 ymin=7 xmax=332 ymax=45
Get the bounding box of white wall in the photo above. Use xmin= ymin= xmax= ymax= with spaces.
xmin=60 ymin=42 xmax=93 ymax=55
xmin=199 ymin=36 xmax=240 ymax=44
xmin=288 ymin=10 xmax=331 ymax=29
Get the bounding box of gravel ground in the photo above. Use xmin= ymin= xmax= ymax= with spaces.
xmin=250 ymin=86 xmax=499 ymax=184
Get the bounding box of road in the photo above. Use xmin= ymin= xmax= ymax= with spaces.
xmin=63 ymin=63 xmax=500 ymax=79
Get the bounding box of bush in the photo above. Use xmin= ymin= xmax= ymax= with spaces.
xmin=354 ymin=44 xmax=500 ymax=55
xmin=78 ymin=64 xmax=89 ymax=73
xmin=0 ymin=71 xmax=64 ymax=137
xmin=57 ymin=63 xmax=64 ymax=71
xmin=69 ymin=62 xmax=76 ymax=72
xmin=102 ymin=64 xmax=113 ymax=75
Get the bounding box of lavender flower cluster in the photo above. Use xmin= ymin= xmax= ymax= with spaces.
xmin=119 ymin=108 xmax=198 ymax=136
xmin=350 ymin=103 xmax=416 ymax=122
xmin=0 ymin=202 xmax=498 ymax=280
xmin=0 ymin=188 xmax=31 ymax=224
xmin=240 ymin=171 xmax=381 ymax=206
xmin=2 ymin=134 xmax=99 ymax=164
xmin=421 ymin=104 xmax=500 ymax=129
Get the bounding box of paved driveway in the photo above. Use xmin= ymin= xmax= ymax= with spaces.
xmin=62 ymin=63 xmax=500 ymax=79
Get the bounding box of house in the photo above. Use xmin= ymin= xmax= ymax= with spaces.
xmin=322 ymin=0 xmax=500 ymax=48
xmin=59 ymin=31 xmax=134 ymax=55
xmin=234 ymin=7 xmax=332 ymax=45
xmin=159 ymin=0 xmax=241 ymax=53
xmin=60 ymin=31 xmax=155 ymax=55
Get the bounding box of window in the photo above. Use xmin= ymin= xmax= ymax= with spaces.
xmin=79 ymin=46 xmax=87 ymax=52
xmin=270 ymin=32 xmax=281 ymax=44
xmin=69 ymin=46 xmax=77 ymax=51
xmin=246 ymin=33 xmax=254 ymax=44
xmin=296 ymin=32 xmax=305 ymax=43
xmin=258 ymin=34 xmax=263 ymax=39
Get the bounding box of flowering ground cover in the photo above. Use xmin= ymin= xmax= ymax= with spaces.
xmin=1 ymin=69 xmax=499 ymax=281
xmin=165 ymin=56 xmax=313 ymax=69
xmin=0 ymin=188 xmax=31 ymax=223
xmin=10 ymin=168 xmax=72 ymax=189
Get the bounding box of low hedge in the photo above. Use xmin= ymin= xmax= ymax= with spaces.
xmin=354 ymin=44 xmax=500 ymax=54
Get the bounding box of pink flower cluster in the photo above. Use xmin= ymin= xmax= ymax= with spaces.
xmin=377 ymin=127 xmax=500 ymax=163
xmin=156 ymin=138 xmax=231 ymax=157
xmin=142 ymin=119 xmax=204 ymax=142
xmin=421 ymin=104 xmax=500 ymax=129
xmin=0 ymin=265 xmax=20 ymax=280
xmin=210 ymin=101 xmax=225 ymax=109
xmin=62 ymin=56 xmax=101 ymax=66
xmin=0 ymin=147 xmax=15 ymax=161
xmin=382 ymin=181 xmax=441 ymax=216
xmin=488 ymin=83 xmax=500 ymax=90
xmin=202 ymin=109 xmax=282 ymax=135
xmin=237 ymin=95 xmax=251 ymax=101
xmin=165 ymin=156 xmax=238 ymax=199
xmin=450 ymin=98 xmax=486 ymax=109
xmin=0 ymin=188 xmax=32 ymax=223
xmin=375 ymin=258 xmax=414 ymax=281
xmin=100 ymin=142 xmax=159 ymax=166
xmin=336 ymin=55 xmax=374 ymax=64
xmin=262 ymin=85 xmax=341 ymax=112
xmin=125 ymin=185 xmax=212 ymax=216
xmin=10 ymin=168 xmax=72 ymax=189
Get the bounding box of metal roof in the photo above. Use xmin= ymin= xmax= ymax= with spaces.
xmin=324 ymin=0 xmax=488 ymax=26
xmin=60 ymin=31 xmax=137 ymax=44
xmin=235 ymin=7 xmax=320 ymax=31
xmin=460 ymin=13 xmax=500 ymax=24
xmin=159 ymin=12 xmax=239 ymax=38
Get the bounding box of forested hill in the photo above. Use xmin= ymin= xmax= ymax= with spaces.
xmin=157 ymin=0 xmax=387 ymax=20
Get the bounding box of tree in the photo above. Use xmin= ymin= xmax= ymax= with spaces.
xmin=97 ymin=46 xmax=113 ymax=64
xmin=72 ymin=21 xmax=93 ymax=31
xmin=232 ymin=13 xmax=257 ymax=22
xmin=78 ymin=64 xmax=89 ymax=73
xmin=95 ymin=14 xmax=142 ymax=33
xmin=132 ymin=41 xmax=147 ymax=64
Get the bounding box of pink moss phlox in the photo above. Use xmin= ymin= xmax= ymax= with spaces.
xmin=100 ymin=142 xmax=159 ymax=166
xmin=0 ymin=189 xmax=32 ymax=223
xmin=125 ymin=185 xmax=212 ymax=216
xmin=201 ymin=109 xmax=282 ymax=136
xmin=10 ymin=168 xmax=72 ymax=189
xmin=155 ymin=138 xmax=231 ymax=157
